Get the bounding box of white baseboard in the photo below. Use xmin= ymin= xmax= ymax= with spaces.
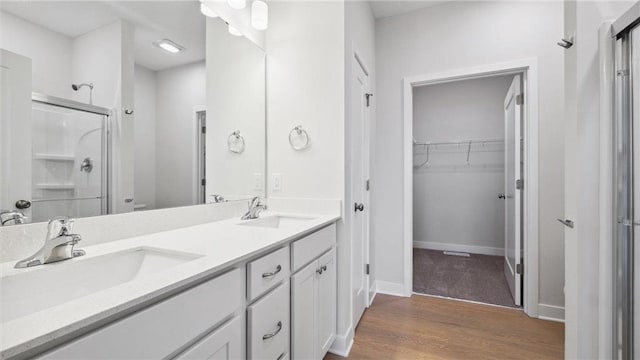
xmin=369 ymin=282 xmax=377 ymax=306
xmin=413 ymin=240 xmax=504 ymax=256
xmin=376 ymin=281 xmax=409 ymax=297
xmin=538 ymin=303 xmax=565 ymax=322
xmin=328 ymin=325 xmax=353 ymax=357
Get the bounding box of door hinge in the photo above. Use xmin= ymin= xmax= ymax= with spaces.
xmin=201 ymin=179 xmax=206 ymax=186
xmin=365 ymin=93 xmax=373 ymax=107
xmin=201 ymin=126 xmax=206 ymax=134
xmin=516 ymin=263 xmax=523 ymax=275
xmin=516 ymin=94 xmax=524 ymax=105
xmin=516 ymin=179 xmax=523 ymax=190
xmin=365 ymin=179 xmax=370 ymax=191
xmin=365 ymin=264 xmax=370 ymax=275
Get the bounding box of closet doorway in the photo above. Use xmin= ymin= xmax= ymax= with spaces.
xmin=402 ymin=60 xmax=540 ymax=316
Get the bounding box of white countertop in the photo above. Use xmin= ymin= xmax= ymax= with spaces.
xmin=0 ymin=211 xmax=340 ymax=359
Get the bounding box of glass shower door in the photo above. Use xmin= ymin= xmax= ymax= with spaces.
xmin=30 ymin=101 xmax=108 ymax=223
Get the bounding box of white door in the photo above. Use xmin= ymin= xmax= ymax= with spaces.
xmin=291 ymin=261 xmax=317 ymax=360
xmin=351 ymin=56 xmax=370 ymax=326
xmin=0 ymin=50 xmax=32 ymax=221
xmin=503 ymin=75 xmax=523 ymax=306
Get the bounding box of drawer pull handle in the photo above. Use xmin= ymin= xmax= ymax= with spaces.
xmin=277 ymin=352 xmax=286 ymax=360
xmin=262 ymin=265 xmax=282 ymax=278
xmin=317 ymin=265 xmax=327 ymax=275
xmin=263 ymin=321 xmax=282 ymax=340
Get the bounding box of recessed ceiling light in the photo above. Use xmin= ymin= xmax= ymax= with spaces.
xmin=228 ymin=25 xmax=242 ymax=36
xmin=154 ymin=39 xmax=185 ymax=54
xmin=200 ymin=3 xmax=218 ymax=18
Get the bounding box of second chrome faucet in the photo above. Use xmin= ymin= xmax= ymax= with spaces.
xmin=241 ymin=197 xmax=267 ymax=220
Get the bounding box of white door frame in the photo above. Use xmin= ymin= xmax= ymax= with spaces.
xmin=402 ymin=58 xmax=540 ymax=317
xmin=192 ymin=106 xmax=206 ymax=205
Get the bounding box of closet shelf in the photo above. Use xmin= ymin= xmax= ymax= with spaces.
xmin=34 ymin=153 xmax=75 ymax=161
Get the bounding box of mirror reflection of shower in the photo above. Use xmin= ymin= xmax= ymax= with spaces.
xmin=71 ymin=83 xmax=94 ymax=105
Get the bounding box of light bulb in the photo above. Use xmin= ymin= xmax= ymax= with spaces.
xmin=251 ymin=0 xmax=268 ymax=30
xmin=227 ymin=0 xmax=246 ymax=10
xmin=200 ymin=3 xmax=218 ymax=18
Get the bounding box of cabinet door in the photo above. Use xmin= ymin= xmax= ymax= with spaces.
xmin=174 ymin=316 xmax=242 ymax=360
xmin=247 ymin=282 xmax=290 ymax=360
xmin=317 ymin=248 xmax=336 ymax=357
xmin=291 ymin=260 xmax=317 ymax=360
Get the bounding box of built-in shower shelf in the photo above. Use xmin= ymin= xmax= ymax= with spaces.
xmin=35 ymin=184 xmax=75 ymax=190
xmin=34 ymin=153 xmax=75 ymax=161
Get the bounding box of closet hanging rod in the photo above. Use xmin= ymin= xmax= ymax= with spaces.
xmin=412 ymin=138 xmax=505 ymax=147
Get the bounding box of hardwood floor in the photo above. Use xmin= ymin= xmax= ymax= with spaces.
xmin=324 ymin=294 xmax=564 ymax=360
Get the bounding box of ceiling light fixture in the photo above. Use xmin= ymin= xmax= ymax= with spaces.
xmin=227 ymin=0 xmax=246 ymax=10
xmin=153 ymin=39 xmax=185 ymax=54
xmin=200 ymin=3 xmax=218 ymax=18
xmin=228 ymin=24 xmax=242 ymax=36
xmin=251 ymin=0 xmax=268 ymax=30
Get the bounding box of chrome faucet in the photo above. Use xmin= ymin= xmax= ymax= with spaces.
xmin=0 ymin=210 xmax=27 ymax=226
xmin=14 ymin=217 xmax=86 ymax=268
xmin=241 ymin=197 xmax=267 ymax=220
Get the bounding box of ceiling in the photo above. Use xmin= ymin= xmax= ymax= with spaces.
xmin=0 ymin=1 xmax=205 ymax=71
xmin=369 ymin=1 xmax=451 ymax=19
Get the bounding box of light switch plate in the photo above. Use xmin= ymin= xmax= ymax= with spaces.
xmin=254 ymin=173 xmax=263 ymax=191
xmin=272 ymin=173 xmax=282 ymax=192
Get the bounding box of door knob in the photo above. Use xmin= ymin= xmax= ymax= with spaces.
xmin=354 ymin=203 xmax=364 ymax=212
xmin=15 ymin=200 xmax=31 ymax=209
xmin=498 ymin=193 xmax=506 ymax=199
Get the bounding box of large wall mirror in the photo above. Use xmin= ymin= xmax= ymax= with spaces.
xmin=0 ymin=1 xmax=266 ymax=225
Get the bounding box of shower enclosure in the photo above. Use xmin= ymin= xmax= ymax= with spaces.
xmin=2 ymin=93 xmax=110 ymax=223
xmin=613 ymin=3 xmax=639 ymax=359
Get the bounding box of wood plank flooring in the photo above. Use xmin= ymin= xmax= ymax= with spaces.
xmin=324 ymin=294 xmax=564 ymax=360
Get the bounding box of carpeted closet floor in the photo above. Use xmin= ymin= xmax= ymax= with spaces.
xmin=413 ymin=248 xmax=518 ymax=308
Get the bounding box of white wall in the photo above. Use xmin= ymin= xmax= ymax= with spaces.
xmin=155 ymin=61 xmax=206 ymax=209
xmin=266 ymin=0 xmax=348 ymax=353
xmin=563 ymin=1 xmax=636 ymax=358
xmin=0 ymin=11 xmax=72 ymax=98
xmin=133 ymin=64 xmax=157 ymax=210
xmin=374 ymin=1 xmax=565 ymax=313
xmin=412 ymin=76 xmax=511 ymax=254
xmin=206 ymin=18 xmax=265 ymax=200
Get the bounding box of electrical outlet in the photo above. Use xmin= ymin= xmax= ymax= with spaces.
xmin=272 ymin=173 xmax=282 ymax=192
xmin=254 ymin=173 xmax=263 ymax=191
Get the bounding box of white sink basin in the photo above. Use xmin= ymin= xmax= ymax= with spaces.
xmin=0 ymin=247 xmax=202 ymax=323
xmin=239 ymin=215 xmax=316 ymax=229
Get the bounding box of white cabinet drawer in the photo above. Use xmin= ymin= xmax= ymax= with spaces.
xmin=247 ymin=246 xmax=290 ymax=301
xmin=291 ymin=224 xmax=336 ymax=272
xmin=174 ymin=316 xmax=242 ymax=360
xmin=39 ymin=269 xmax=243 ymax=359
xmin=247 ymin=282 xmax=290 ymax=360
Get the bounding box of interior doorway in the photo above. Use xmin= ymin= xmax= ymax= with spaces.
xmin=411 ymin=74 xmax=522 ymax=308
xmin=403 ymin=59 xmax=540 ymax=316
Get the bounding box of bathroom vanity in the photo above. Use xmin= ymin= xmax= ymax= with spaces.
xmin=0 ymin=213 xmax=339 ymax=360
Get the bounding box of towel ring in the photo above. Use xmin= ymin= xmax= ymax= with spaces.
xmin=289 ymin=125 xmax=310 ymax=151
xmin=228 ymin=130 xmax=245 ymax=154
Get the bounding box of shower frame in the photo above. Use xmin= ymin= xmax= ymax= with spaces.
xmin=31 ymin=92 xmax=111 ymax=216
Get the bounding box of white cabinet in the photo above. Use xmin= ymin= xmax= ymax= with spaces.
xmin=247 ymin=282 xmax=290 ymax=360
xmin=38 ymin=269 xmax=243 ymax=359
xmin=174 ymin=316 xmax=242 ymax=360
xmin=291 ymin=248 xmax=336 ymax=360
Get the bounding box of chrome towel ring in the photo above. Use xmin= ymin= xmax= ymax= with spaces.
xmin=228 ymin=130 xmax=245 ymax=154
xmin=289 ymin=125 xmax=310 ymax=151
